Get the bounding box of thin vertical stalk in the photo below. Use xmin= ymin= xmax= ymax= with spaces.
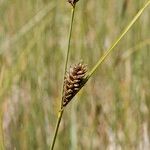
xmin=61 ymin=6 xmax=76 ymax=108
xmin=87 ymin=0 xmax=150 ymax=80
xmin=50 ymin=5 xmax=76 ymax=150
xmin=50 ymin=108 xmax=64 ymax=150
xmin=64 ymin=6 xmax=76 ymax=74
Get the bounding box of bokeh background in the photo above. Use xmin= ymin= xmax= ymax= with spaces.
xmin=0 ymin=0 xmax=150 ymax=149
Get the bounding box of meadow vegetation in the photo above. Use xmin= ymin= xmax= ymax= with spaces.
xmin=0 ymin=0 xmax=150 ymax=149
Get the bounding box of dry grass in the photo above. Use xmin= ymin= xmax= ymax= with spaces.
xmin=0 ymin=0 xmax=150 ymax=149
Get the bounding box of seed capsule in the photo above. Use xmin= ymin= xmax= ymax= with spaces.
xmin=62 ymin=62 xmax=87 ymax=107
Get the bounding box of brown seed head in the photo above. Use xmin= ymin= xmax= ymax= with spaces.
xmin=68 ymin=0 xmax=79 ymax=7
xmin=62 ymin=62 xmax=87 ymax=107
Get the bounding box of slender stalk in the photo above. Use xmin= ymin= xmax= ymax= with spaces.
xmin=50 ymin=108 xmax=64 ymax=150
xmin=87 ymin=0 xmax=150 ymax=80
xmin=50 ymin=5 xmax=76 ymax=150
xmin=64 ymin=6 xmax=76 ymax=74
xmin=61 ymin=6 xmax=76 ymax=108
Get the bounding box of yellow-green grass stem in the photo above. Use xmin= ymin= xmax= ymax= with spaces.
xmin=87 ymin=0 xmax=150 ymax=80
xmin=61 ymin=6 xmax=76 ymax=108
xmin=50 ymin=5 xmax=76 ymax=150
xmin=50 ymin=108 xmax=64 ymax=150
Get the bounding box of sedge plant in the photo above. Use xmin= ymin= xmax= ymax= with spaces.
xmin=50 ymin=0 xmax=150 ymax=150
xmin=50 ymin=1 xmax=76 ymax=150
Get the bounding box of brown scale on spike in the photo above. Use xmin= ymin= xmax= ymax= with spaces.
xmin=62 ymin=62 xmax=87 ymax=107
xmin=68 ymin=0 xmax=79 ymax=7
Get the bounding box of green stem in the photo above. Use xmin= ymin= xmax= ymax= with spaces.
xmin=87 ymin=0 xmax=150 ymax=80
xmin=61 ymin=6 xmax=76 ymax=107
xmin=50 ymin=108 xmax=64 ymax=150
xmin=50 ymin=5 xmax=76 ymax=150
xmin=64 ymin=6 xmax=76 ymax=73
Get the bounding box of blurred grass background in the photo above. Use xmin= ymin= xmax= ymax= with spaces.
xmin=0 ymin=0 xmax=150 ymax=149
